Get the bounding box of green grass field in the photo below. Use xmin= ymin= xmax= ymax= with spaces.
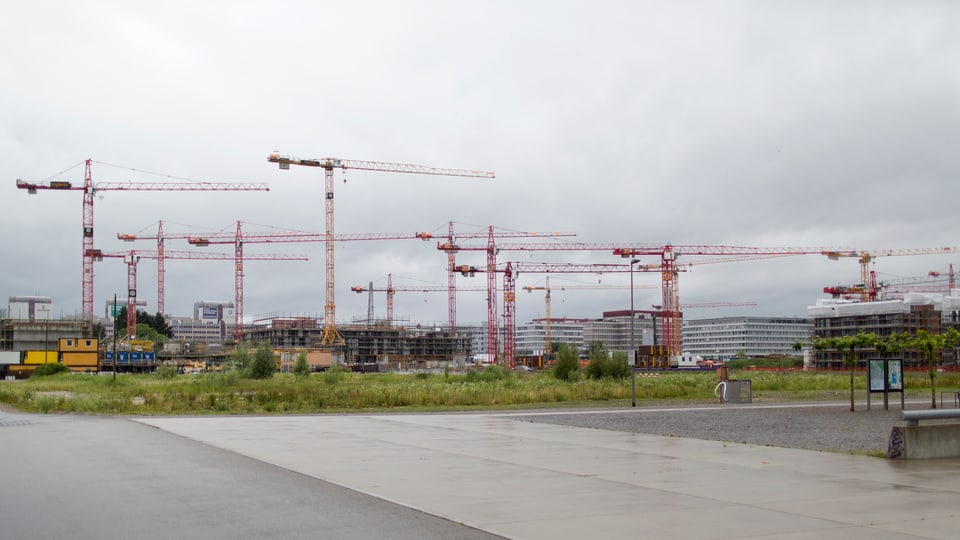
xmin=2 ymin=368 xmax=958 ymax=415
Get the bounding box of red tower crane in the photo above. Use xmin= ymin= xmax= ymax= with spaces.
xmin=521 ymin=278 xmax=649 ymax=361
xmin=267 ymin=152 xmax=494 ymax=348
xmin=822 ymin=248 xmax=959 ymax=301
xmin=826 ymin=264 xmax=957 ymax=300
xmin=16 ymin=159 xmax=268 ymax=326
xmin=451 ymin=242 xmax=826 ymax=362
xmin=451 ymin=261 xmax=665 ymax=367
xmin=120 ymin=220 xmax=433 ymax=316
xmin=90 ymin=248 xmax=306 ymax=339
xmin=437 ymin=225 xmax=577 ymax=360
xmin=188 ymin=223 xmax=429 ymax=340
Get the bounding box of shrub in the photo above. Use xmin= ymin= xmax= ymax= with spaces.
xmin=552 ymin=344 xmax=581 ymax=381
xmin=228 ymin=343 xmax=252 ymax=373
xmin=600 ymin=351 xmax=631 ymax=379
xmin=293 ymin=350 xmax=310 ymax=378
xmin=323 ymin=363 xmax=348 ymax=385
xmin=480 ymin=365 xmax=509 ymax=381
xmin=249 ymin=342 xmax=276 ymax=379
xmin=31 ymin=363 xmax=70 ymax=377
xmin=155 ymin=364 xmax=179 ymax=379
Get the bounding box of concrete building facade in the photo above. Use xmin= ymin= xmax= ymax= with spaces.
xmin=683 ymin=316 xmax=814 ymax=360
xmin=516 ymin=318 xmax=587 ymax=355
xmin=809 ymin=293 xmax=960 ymax=368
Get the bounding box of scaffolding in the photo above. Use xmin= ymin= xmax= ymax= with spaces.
xmin=244 ymin=315 xmax=471 ymax=370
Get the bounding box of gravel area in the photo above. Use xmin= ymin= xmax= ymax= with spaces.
xmin=510 ymin=403 xmax=908 ymax=455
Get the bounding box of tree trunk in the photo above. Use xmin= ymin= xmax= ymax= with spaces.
xmin=849 ymin=366 xmax=855 ymax=412
xmin=930 ymin=370 xmax=938 ymax=409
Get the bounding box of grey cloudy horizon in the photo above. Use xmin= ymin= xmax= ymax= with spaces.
xmin=2 ymin=1 xmax=959 ymax=327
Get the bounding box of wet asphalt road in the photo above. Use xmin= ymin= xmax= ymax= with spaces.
xmin=0 ymin=411 xmax=502 ymax=540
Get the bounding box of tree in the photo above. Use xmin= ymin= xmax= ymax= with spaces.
xmin=552 ymin=343 xmax=581 ymax=381
xmin=228 ymin=342 xmax=252 ymax=373
xmin=293 ymin=349 xmax=310 ymax=378
xmin=113 ymin=308 xmax=173 ymax=340
xmin=603 ymin=350 xmax=631 ymax=379
xmin=813 ymin=331 xmax=877 ymax=412
xmin=585 ymin=342 xmax=630 ymax=380
xmin=249 ymin=341 xmax=276 ymax=379
xmin=889 ymin=328 xmax=960 ymax=409
xmin=586 ymin=341 xmax=608 ymax=380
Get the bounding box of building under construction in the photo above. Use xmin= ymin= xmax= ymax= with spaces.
xmin=244 ymin=315 xmax=471 ymax=370
xmin=809 ymin=293 xmax=960 ymax=368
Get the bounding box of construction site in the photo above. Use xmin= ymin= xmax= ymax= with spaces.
xmin=4 ymin=156 xmax=960 ymax=377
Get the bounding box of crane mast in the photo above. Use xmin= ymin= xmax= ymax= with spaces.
xmin=92 ymin=248 xmax=306 ymax=340
xmin=16 ymin=159 xmax=268 ymax=329
xmin=436 ymin=224 xmax=576 ymax=360
xmin=453 ymin=261 xmax=663 ymax=367
xmin=268 ymin=152 xmax=494 ymax=348
xmin=123 ymin=221 xmax=427 ymax=340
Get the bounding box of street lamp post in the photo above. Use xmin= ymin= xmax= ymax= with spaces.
xmin=112 ymin=293 xmax=117 ymax=381
xmin=630 ymin=259 xmax=639 ymax=407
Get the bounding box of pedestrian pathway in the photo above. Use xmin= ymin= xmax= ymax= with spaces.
xmin=139 ymin=409 xmax=960 ymax=540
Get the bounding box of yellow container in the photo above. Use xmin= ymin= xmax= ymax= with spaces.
xmin=60 ymin=337 xmax=99 ymax=352
xmin=62 ymin=352 xmax=98 ymax=367
xmin=24 ymin=351 xmax=58 ymax=364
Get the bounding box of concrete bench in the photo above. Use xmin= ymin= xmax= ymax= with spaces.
xmin=887 ymin=409 xmax=960 ymax=459
xmin=901 ymin=409 xmax=960 ymax=427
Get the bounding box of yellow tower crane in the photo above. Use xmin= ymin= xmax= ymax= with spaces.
xmin=268 ymin=153 xmax=494 ymax=346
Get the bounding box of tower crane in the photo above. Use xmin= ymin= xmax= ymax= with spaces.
xmin=90 ymin=248 xmax=307 ymax=339
xmin=268 ymin=152 xmax=494 ymax=347
xmin=351 ymin=273 xmax=486 ymax=326
xmin=453 ymin=261 xmax=667 ymax=367
xmin=447 ymin=241 xmax=807 ymax=364
xmin=16 ymin=159 xmax=267 ymax=328
xmin=825 ymin=264 xmax=957 ymax=300
xmin=121 ymin=220 xmax=430 ymax=340
xmin=437 ymin=222 xmax=575 ymax=335
xmin=822 ymin=248 xmax=959 ymax=301
xmin=522 ymin=279 xmax=657 ymax=361
xmin=437 ymin=224 xmax=576 ymax=357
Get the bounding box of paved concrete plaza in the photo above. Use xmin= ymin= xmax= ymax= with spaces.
xmin=140 ymin=407 xmax=960 ymax=540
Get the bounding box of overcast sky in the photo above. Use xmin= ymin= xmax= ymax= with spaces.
xmin=3 ymin=1 xmax=959 ymax=327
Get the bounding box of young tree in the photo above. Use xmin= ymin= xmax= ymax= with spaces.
xmin=889 ymin=328 xmax=960 ymax=409
xmin=586 ymin=341 xmax=608 ymax=380
xmin=293 ymin=349 xmax=310 ymax=378
xmin=552 ymin=343 xmax=581 ymax=381
xmin=813 ymin=331 xmax=877 ymax=412
xmin=228 ymin=342 xmax=252 ymax=373
xmin=249 ymin=341 xmax=276 ymax=379
xmin=603 ymin=350 xmax=631 ymax=379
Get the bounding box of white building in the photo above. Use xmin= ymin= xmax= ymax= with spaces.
xmin=516 ymin=318 xmax=586 ymax=355
xmin=168 ymin=318 xmax=231 ymax=342
xmin=8 ymin=296 xmax=53 ymax=321
xmin=682 ymin=316 xmax=813 ymax=359
xmin=583 ymin=310 xmax=657 ymax=352
xmin=162 ymin=301 xmax=237 ymax=343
